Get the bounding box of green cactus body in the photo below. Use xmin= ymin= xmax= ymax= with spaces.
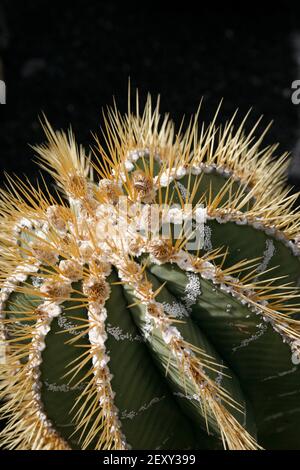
xmin=1 ymin=94 xmax=300 ymax=450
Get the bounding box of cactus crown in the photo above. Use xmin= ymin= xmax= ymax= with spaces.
xmin=1 ymin=91 xmax=300 ymax=450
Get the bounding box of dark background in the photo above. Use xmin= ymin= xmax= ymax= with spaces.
xmin=1 ymin=2 xmax=300 ymax=189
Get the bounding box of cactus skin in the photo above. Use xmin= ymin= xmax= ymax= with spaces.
xmin=1 ymin=94 xmax=300 ymax=450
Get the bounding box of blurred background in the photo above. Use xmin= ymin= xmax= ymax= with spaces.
xmin=0 ymin=2 xmax=300 ymax=189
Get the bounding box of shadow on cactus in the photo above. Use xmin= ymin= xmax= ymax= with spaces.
xmin=1 ymin=91 xmax=300 ymax=450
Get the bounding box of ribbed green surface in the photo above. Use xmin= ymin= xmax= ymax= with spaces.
xmin=202 ymin=219 xmax=300 ymax=288
xmin=158 ymin=174 xmax=300 ymax=293
xmin=157 ymin=172 xmax=253 ymax=209
xmin=5 ymin=274 xmax=222 ymax=449
xmin=3 ymin=170 xmax=300 ymax=449
xmin=122 ymin=270 xmax=256 ymax=440
xmin=105 ymin=269 xmax=198 ymax=449
xmin=148 ymin=261 xmax=300 ymax=449
xmin=34 ymin=273 xmax=218 ymax=450
xmin=40 ymin=282 xmax=92 ymax=449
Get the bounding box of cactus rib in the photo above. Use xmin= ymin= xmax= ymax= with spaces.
xmin=1 ymin=91 xmax=300 ymax=450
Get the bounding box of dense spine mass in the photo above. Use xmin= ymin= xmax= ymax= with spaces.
xmin=1 ymin=93 xmax=300 ymax=450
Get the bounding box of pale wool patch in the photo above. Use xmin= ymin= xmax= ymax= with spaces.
xmin=44 ymin=380 xmax=87 ymax=393
xmin=143 ymin=316 xmax=154 ymax=340
xmin=173 ymin=391 xmax=201 ymax=403
xmin=57 ymin=314 xmax=81 ymax=336
xmin=107 ymin=324 xmax=144 ymax=342
xmin=32 ymin=276 xmax=45 ymax=288
xmin=182 ymin=272 xmax=202 ymax=311
xmin=162 ymin=301 xmax=189 ymax=319
xmin=120 ymin=395 xmax=166 ymax=420
xmin=232 ymin=322 xmax=268 ymax=353
xmin=176 ymin=181 xmax=189 ymax=200
xmin=203 ymin=225 xmax=212 ymax=251
xmin=215 ymin=361 xmax=224 ymax=388
xmin=256 ymin=239 xmax=275 ymax=275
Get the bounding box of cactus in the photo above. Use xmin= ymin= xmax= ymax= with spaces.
xmin=1 ymin=92 xmax=300 ymax=451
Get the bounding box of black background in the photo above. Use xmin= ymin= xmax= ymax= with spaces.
xmin=0 ymin=2 xmax=300 ymax=187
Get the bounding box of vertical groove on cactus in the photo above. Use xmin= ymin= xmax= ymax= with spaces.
xmin=119 ymin=262 xmax=258 ymax=449
xmin=1 ymin=90 xmax=300 ymax=449
xmin=0 ymin=267 xmax=70 ymax=449
xmin=103 ymin=269 xmax=199 ymax=450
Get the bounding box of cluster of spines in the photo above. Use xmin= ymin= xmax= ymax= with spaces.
xmin=1 ymin=91 xmax=300 ymax=450
xmin=114 ymin=253 xmax=260 ymax=450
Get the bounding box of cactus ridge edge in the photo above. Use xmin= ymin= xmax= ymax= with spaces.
xmin=1 ymin=92 xmax=300 ymax=450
